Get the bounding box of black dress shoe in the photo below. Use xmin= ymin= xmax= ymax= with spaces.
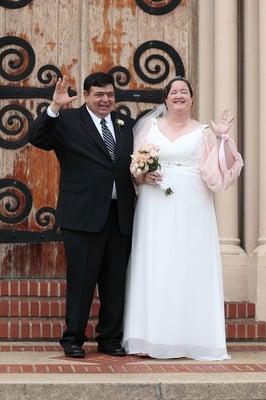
xmin=64 ymin=344 xmax=85 ymax=358
xmin=98 ymin=343 xmax=126 ymax=357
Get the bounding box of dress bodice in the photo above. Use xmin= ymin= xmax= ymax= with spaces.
xmin=148 ymin=119 xmax=205 ymax=169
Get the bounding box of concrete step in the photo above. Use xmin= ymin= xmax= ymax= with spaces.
xmin=0 ymin=342 xmax=266 ymax=400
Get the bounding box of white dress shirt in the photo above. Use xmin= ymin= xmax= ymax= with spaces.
xmin=47 ymin=105 xmax=117 ymax=199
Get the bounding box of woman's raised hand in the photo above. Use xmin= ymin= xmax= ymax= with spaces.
xmin=210 ymin=109 xmax=234 ymax=136
xmin=50 ymin=76 xmax=78 ymax=113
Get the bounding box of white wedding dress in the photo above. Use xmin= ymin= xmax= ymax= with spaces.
xmin=122 ymin=119 xmax=230 ymax=361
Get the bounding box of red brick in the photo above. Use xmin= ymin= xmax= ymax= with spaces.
xmin=9 ymin=365 xmax=22 ymax=373
xmin=52 ymin=322 xmax=63 ymax=338
xmin=39 ymin=281 xmax=49 ymax=296
xmin=247 ymin=324 xmax=256 ymax=338
xmin=42 ymin=321 xmax=52 ymax=339
xmin=60 ymin=281 xmax=66 ymax=296
xmin=19 ymin=281 xmax=29 ymax=296
xmin=0 ymin=281 xmax=9 ymax=296
xmin=50 ymin=301 xmax=59 ymax=316
xmin=90 ymin=301 xmax=100 ymax=317
xmin=20 ymin=301 xmax=30 ymax=317
xmin=10 ymin=321 xmax=19 ymax=339
xmin=40 ymin=302 xmax=50 ymax=317
xmin=10 ymin=301 xmax=19 ymax=317
xmin=248 ymin=303 xmax=255 ymax=318
xmin=0 ymin=321 xmax=8 ymax=339
xmin=85 ymin=320 xmax=96 ymax=339
xmin=59 ymin=301 xmax=66 ymax=316
xmin=10 ymin=281 xmax=19 ymax=296
xmin=22 ymin=365 xmax=34 ymax=373
xmin=31 ymin=321 xmax=41 ymax=338
xmin=50 ymin=282 xmax=59 ymax=297
xmin=237 ymin=303 xmax=247 ymax=318
xmin=226 ymin=323 xmax=236 ymax=339
xmin=237 ymin=324 xmax=246 ymax=339
xmin=21 ymin=321 xmax=30 ymax=338
xmin=257 ymin=323 xmax=266 ymax=338
xmin=228 ymin=303 xmax=237 ymax=318
xmin=29 ymin=281 xmax=39 ymax=296
xmin=0 ymin=300 xmax=9 ymax=317
xmin=30 ymin=301 xmax=40 ymax=317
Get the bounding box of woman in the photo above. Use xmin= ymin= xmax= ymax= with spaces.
xmin=122 ymin=77 xmax=243 ymax=361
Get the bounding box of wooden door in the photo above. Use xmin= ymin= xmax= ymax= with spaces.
xmin=0 ymin=0 xmax=197 ymax=278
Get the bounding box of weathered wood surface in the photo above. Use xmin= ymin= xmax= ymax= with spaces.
xmin=0 ymin=0 xmax=197 ymax=277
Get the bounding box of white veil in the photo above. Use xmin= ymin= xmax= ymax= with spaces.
xmin=133 ymin=104 xmax=167 ymax=151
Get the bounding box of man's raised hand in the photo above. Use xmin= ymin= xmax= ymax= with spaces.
xmin=50 ymin=76 xmax=78 ymax=114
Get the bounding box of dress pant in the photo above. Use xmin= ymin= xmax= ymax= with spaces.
xmin=59 ymin=201 xmax=131 ymax=348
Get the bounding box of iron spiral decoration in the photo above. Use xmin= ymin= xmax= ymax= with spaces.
xmin=134 ymin=40 xmax=185 ymax=84
xmin=135 ymin=0 xmax=181 ymax=15
xmin=108 ymin=66 xmax=131 ymax=87
xmin=0 ymin=36 xmax=35 ymax=82
xmin=37 ymin=65 xmax=62 ymax=85
xmin=0 ymin=0 xmax=32 ymax=8
xmin=0 ymin=179 xmax=32 ymax=224
xmin=35 ymin=207 xmax=56 ymax=229
xmin=0 ymin=104 xmax=33 ymax=149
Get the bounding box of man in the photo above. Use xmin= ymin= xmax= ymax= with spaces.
xmin=29 ymin=72 xmax=135 ymax=358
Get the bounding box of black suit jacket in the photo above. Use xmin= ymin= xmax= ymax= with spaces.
xmin=29 ymin=104 xmax=135 ymax=235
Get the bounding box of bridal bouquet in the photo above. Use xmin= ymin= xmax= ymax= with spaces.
xmin=130 ymin=143 xmax=173 ymax=196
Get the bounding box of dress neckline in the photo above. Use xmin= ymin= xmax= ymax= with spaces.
xmin=154 ymin=119 xmax=204 ymax=144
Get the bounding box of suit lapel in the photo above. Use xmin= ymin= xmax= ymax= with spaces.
xmin=79 ymin=104 xmax=111 ymax=160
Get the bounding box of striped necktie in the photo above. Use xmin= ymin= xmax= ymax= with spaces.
xmin=100 ymin=118 xmax=116 ymax=162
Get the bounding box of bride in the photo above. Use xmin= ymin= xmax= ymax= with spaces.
xmin=122 ymin=76 xmax=243 ymax=361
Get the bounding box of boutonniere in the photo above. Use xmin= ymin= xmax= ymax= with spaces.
xmin=116 ymin=118 xmax=124 ymax=127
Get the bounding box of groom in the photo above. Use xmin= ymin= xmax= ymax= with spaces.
xmin=29 ymin=72 xmax=135 ymax=358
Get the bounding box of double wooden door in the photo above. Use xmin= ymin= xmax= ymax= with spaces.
xmin=0 ymin=0 xmax=197 ymax=277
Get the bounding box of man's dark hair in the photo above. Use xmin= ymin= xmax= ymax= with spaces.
xmin=83 ymin=72 xmax=115 ymax=92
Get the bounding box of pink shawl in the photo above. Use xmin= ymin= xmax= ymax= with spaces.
xmin=200 ymin=129 xmax=244 ymax=192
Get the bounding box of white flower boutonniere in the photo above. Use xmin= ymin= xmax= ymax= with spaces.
xmin=116 ymin=119 xmax=124 ymax=127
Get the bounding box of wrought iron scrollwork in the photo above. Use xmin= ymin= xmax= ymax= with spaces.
xmin=136 ymin=0 xmax=181 ymax=15
xmin=0 ymin=0 xmax=32 ymax=9
xmin=0 ymin=179 xmax=32 ymax=224
xmin=0 ymin=104 xmax=33 ymax=149
xmin=108 ymin=66 xmax=131 ymax=87
xmin=0 ymin=36 xmax=61 ymax=102
xmin=35 ymin=207 xmax=56 ymax=229
xmin=109 ymin=41 xmax=185 ymax=105
xmin=134 ymin=40 xmax=185 ymax=83
xmin=0 ymin=36 xmax=35 ymax=81
xmin=37 ymin=65 xmax=62 ymax=86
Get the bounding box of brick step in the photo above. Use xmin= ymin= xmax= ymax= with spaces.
xmin=224 ymin=302 xmax=255 ymax=319
xmin=0 ymin=279 xmax=98 ymax=298
xmin=0 ymin=317 xmax=265 ymax=341
xmin=0 ymin=317 xmax=97 ymax=340
xmin=0 ymin=297 xmax=255 ymax=320
xmin=226 ymin=319 xmax=266 ymax=340
xmin=0 ymin=279 xmax=67 ymax=297
xmin=0 ymin=298 xmax=100 ymax=318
